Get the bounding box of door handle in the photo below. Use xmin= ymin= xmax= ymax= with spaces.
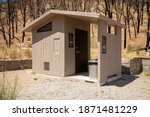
xmin=76 ymin=51 xmax=80 ymax=54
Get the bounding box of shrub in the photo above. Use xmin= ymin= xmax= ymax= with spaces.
xmin=27 ymin=43 xmax=32 ymax=48
xmin=24 ymin=48 xmax=32 ymax=58
xmin=9 ymin=49 xmax=23 ymax=59
xmin=127 ymin=44 xmax=134 ymax=52
xmin=135 ymin=49 xmax=140 ymax=56
xmin=144 ymin=71 xmax=150 ymax=76
xmin=0 ymin=73 xmax=18 ymax=100
xmin=9 ymin=49 xmax=18 ymax=59
xmin=27 ymin=37 xmax=31 ymax=41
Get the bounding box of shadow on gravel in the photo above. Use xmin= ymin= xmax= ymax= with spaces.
xmin=106 ymin=75 xmax=139 ymax=87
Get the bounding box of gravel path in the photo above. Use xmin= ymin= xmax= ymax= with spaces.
xmin=16 ymin=71 xmax=150 ymax=100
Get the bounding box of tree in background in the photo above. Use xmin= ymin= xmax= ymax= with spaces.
xmin=0 ymin=3 xmax=8 ymax=47
xmin=7 ymin=0 xmax=11 ymax=47
xmin=18 ymin=0 xmax=28 ymax=43
xmin=146 ymin=0 xmax=150 ymax=51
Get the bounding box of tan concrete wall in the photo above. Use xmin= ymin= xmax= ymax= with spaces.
xmin=107 ymin=32 xmax=121 ymax=77
xmin=98 ymin=21 xmax=108 ymax=85
xmin=116 ymin=27 xmax=122 ymax=77
xmin=32 ymin=15 xmax=65 ymax=76
xmin=64 ymin=17 xmax=90 ymax=76
xmin=107 ymin=34 xmax=117 ymax=76
xmin=98 ymin=21 xmax=122 ymax=85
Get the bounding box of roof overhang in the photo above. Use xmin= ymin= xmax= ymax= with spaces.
xmin=23 ymin=10 xmax=125 ymax=32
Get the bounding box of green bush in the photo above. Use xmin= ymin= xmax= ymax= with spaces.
xmin=0 ymin=73 xmax=18 ymax=100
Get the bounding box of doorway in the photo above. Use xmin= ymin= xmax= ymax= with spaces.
xmin=75 ymin=29 xmax=88 ymax=73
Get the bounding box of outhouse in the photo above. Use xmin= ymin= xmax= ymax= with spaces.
xmin=23 ymin=10 xmax=125 ymax=85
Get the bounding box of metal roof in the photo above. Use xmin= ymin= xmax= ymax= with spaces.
xmin=23 ymin=10 xmax=125 ymax=32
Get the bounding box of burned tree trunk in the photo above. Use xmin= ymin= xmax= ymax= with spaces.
xmin=124 ymin=19 xmax=127 ymax=49
xmin=146 ymin=0 xmax=150 ymax=51
xmin=7 ymin=0 xmax=12 ymax=47
xmin=146 ymin=32 xmax=150 ymax=51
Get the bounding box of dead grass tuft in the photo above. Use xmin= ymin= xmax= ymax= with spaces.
xmin=0 ymin=48 xmax=32 ymax=59
xmin=23 ymin=48 xmax=32 ymax=58
xmin=0 ymin=73 xmax=18 ymax=100
xmin=9 ymin=49 xmax=23 ymax=59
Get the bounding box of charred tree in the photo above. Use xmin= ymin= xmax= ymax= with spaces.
xmin=7 ymin=0 xmax=12 ymax=47
xmin=146 ymin=0 xmax=150 ymax=51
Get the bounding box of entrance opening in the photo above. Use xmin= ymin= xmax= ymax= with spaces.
xmin=75 ymin=29 xmax=88 ymax=73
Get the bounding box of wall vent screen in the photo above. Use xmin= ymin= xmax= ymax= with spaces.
xmin=44 ymin=62 xmax=50 ymax=71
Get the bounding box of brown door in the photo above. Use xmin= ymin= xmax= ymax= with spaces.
xmin=75 ymin=29 xmax=88 ymax=73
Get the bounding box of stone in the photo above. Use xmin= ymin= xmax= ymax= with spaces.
xmin=142 ymin=59 xmax=150 ymax=72
xmin=122 ymin=57 xmax=143 ymax=75
xmin=0 ymin=59 xmax=32 ymax=72
xmin=130 ymin=58 xmax=142 ymax=75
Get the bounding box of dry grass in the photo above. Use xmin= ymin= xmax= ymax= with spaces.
xmin=23 ymin=48 xmax=32 ymax=58
xmin=144 ymin=71 xmax=150 ymax=76
xmin=0 ymin=73 xmax=18 ymax=100
xmin=90 ymin=24 xmax=98 ymax=59
xmin=0 ymin=48 xmax=32 ymax=59
xmin=91 ymin=49 xmax=98 ymax=59
xmin=0 ymin=20 xmax=32 ymax=59
xmin=122 ymin=49 xmax=150 ymax=59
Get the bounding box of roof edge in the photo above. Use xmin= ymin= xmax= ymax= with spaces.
xmin=23 ymin=10 xmax=125 ymax=32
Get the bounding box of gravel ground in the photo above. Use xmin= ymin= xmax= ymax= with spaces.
xmin=10 ymin=70 xmax=150 ymax=100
